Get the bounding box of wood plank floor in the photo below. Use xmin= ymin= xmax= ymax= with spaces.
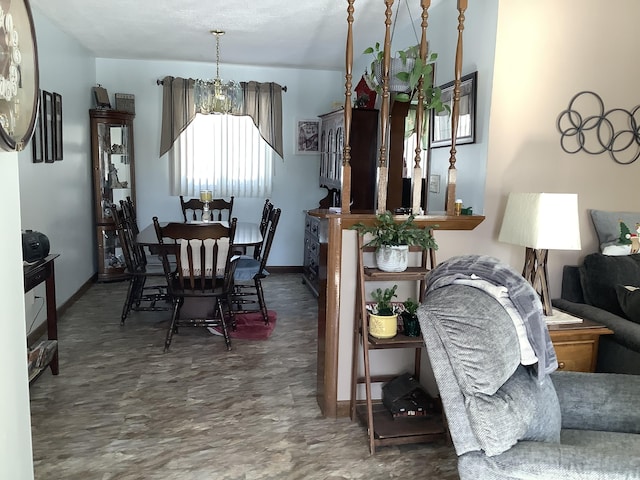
xmin=29 ymin=273 xmax=458 ymax=479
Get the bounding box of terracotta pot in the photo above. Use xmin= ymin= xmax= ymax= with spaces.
xmin=376 ymin=245 xmax=409 ymax=272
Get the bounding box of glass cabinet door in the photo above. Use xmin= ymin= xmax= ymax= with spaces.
xmin=96 ymin=122 xmax=133 ymax=223
xmin=90 ymin=109 xmax=135 ymax=281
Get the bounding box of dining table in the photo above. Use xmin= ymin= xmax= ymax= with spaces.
xmin=136 ymin=220 xmax=263 ymax=248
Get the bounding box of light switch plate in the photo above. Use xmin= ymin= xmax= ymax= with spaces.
xmin=429 ymin=174 xmax=440 ymax=193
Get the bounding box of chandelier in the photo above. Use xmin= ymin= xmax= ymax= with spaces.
xmin=194 ymin=30 xmax=242 ymax=114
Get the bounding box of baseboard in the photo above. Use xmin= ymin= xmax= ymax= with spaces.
xmin=27 ymin=274 xmax=97 ymax=347
xmin=267 ymin=266 xmax=303 ymax=274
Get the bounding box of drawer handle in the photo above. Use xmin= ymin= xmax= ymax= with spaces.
xmin=558 ymin=362 xmax=565 ymax=370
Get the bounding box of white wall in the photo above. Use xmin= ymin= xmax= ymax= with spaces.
xmin=20 ymin=9 xmax=96 ymax=333
xmin=1 ymin=153 xmax=34 ymax=479
xmin=96 ymin=59 xmax=344 ymax=266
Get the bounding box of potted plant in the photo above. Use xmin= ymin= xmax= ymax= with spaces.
xmin=363 ymin=43 xmax=449 ymax=115
xmin=401 ymin=298 xmax=421 ymax=337
xmin=369 ymin=285 xmax=399 ymax=339
xmin=351 ymin=211 xmax=438 ymax=272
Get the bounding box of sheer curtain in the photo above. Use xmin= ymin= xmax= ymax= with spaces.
xmin=169 ymin=114 xmax=274 ymax=198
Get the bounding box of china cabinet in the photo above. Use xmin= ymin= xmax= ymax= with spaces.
xmin=89 ymin=109 xmax=135 ymax=281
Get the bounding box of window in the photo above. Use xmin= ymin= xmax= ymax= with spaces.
xmin=169 ymin=114 xmax=274 ymax=198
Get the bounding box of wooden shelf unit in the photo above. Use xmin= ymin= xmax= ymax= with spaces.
xmin=349 ymin=235 xmax=446 ymax=453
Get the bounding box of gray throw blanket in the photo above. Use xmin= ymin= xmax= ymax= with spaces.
xmin=426 ymin=254 xmax=558 ymax=382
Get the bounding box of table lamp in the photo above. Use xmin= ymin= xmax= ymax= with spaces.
xmin=498 ymin=193 xmax=581 ymax=316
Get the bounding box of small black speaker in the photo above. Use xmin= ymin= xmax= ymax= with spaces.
xmin=22 ymin=230 xmax=50 ymax=263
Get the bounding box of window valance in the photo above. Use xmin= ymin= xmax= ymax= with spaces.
xmin=159 ymin=76 xmax=284 ymax=159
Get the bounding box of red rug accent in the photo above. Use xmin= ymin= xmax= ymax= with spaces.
xmin=227 ymin=310 xmax=277 ymax=340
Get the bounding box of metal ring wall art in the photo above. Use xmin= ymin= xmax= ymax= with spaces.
xmin=557 ymin=91 xmax=640 ymax=164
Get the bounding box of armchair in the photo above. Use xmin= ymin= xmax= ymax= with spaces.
xmin=418 ymin=255 xmax=640 ymax=479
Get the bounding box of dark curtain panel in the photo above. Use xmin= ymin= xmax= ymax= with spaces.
xmin=239 ymin=81 xmax=284 ymax=159
xmin=159 ymin=76 xmax=196 ymax=157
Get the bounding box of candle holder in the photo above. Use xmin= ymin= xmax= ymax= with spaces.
xmin=200 ymin=190 xmax=213 ymax=222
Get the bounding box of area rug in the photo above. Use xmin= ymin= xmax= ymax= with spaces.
xmin=209 ymin=310 xmax=277 ymax=340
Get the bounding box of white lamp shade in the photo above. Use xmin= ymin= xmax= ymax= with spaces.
xmin=498 ymin=193 xmax=581 ymax=250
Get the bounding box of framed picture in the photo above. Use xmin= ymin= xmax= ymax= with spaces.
xmin=43 ymin=90 xmax=54 ymax=163
xmin=430 ymin=71 xmax=477 ymax=148
xmin=31 ymin=89 xmax=43 ymax=163
xmin=295 ymin=119 xmax=320 ymax=154
xmin=53 ymin=93 xmax=63 ymax=160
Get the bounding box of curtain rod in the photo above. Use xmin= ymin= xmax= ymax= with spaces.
xmin=156 ymin=79 xmax=287 ymax=92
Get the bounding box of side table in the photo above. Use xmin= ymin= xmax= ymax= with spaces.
xmin=547 ymin=314 xmax=613 ymax=372
xmin=24 ymin=254 xmax=60 ymax=383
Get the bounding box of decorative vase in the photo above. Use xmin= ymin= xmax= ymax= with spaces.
xmin=374 ymin=57 xmax=415 ymax=93
xmin=376 ymin=245 xmax=409 ymax=272
xmin=401 ymin=312 xmax=421 ymax=337
xmin=369 ymin=313 xmax=398 ymax=339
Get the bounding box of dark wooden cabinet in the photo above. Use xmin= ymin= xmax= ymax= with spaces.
xmin=302 ymin=213 xmax=328 ymax=297
xmin=318 ymin=108 xmax=378 ymax=210
xmin=89 ymin=109 xmax=135 ymax=281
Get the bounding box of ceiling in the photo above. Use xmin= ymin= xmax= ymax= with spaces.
xmin=29 ymin=0 xmax=440 ymax=71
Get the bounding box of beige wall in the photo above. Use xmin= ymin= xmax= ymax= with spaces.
xmin=436 ymin=0 xmax=640 ymax=298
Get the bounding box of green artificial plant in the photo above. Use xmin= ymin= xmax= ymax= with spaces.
xmin=371 ymin=285 xmax=398 ymax=316
xmin=362 ymin=43 xmax=449 ymax=115
xmin=351 ymin=210 xmax=438 ymax=251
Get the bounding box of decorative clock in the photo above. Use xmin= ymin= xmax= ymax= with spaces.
xmin=0 ymin=0 xmax=39 ymax=152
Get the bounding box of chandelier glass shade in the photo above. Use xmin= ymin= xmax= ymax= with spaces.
xmin=195 ymin=30 xmax=242 ymax=114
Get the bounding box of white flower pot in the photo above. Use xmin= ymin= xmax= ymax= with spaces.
xmin=376 ymin=245 xmax=409 ymax=272
xmin=369 ymin=313 xmax=398 ymax=339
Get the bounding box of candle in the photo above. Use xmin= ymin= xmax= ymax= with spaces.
xmin=200 ymin=190 xmax=213 ymax=202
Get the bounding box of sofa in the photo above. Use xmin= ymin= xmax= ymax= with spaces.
xmin=419 ymin=254 xmax=640 ymax=479
xmin=552 ymin=254 xmax=640 ymax=375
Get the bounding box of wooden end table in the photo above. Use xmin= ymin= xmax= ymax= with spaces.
xmin=547 ymin=314 xmax=613 ymax=372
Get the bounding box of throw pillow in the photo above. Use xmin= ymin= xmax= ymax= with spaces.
xmin=590 ymin=209 xmax=640 ymax=253
xmin=579 ymin=253 xmax=640 ymax=315
xmin=615 ymin=284 xmax=640 ymax=324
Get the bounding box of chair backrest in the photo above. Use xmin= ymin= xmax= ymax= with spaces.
xmin=120 ymin=196 xmax=138 ymax=234
xmin=153 ymin=217 xmax=237 ymax=295
xmin=180 ymin=195 xmax=234 ymax=222
xmin=256 ymin=207 xmax=281 ymax=272
xmin=259 ymin=199 xmax=274 ymax=235
xmin=418 ymin=256 xmax=561 ymax=458
xmin=111 ymin=204 xmax=145 ymax=272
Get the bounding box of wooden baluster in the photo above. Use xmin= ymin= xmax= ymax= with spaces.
xmin=412 ymin=0 xmax=431 ymax=215
xmin=342 ymin=0 xmax=355 ymax=214
xmin=376 ymin=0 xmax=394 ymax=214
xmin=445 ymin=0 xmax=467 ymax=215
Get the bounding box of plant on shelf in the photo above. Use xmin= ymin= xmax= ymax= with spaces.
xmin=362 ymin=42 xmax=449 ymax=115
xmin=371 ymin=285 xmax=398 ymax=315
xmin=369 ymin=285 xmax=399 ymax=339
xmin=351 ymin=211 xmax=438 ymax=272
xmin=401 ymin=297 xmax=421 ymax=337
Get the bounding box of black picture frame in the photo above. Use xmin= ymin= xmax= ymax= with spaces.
xmin=53 ymin=93 xmax=63 ymax=160
xmin=43 ymin=90 xmax=54 ymax=163
xmin=430 ymin=71 xmax=477 ymax=148
xmin=31 ymin=89 xmax=43 ymax=163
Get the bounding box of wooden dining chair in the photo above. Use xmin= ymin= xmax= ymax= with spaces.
xmin=254 ymin=199 xmax=274 ymax=259
xmin=179 ymin=195 xmax=234 ymax=222
xmin=120 ymin=196 xmax=138 ymax=234
xmin=232 ymin=207 xmax=281 ymax=324
xmin=111 ymin=204 xmax=169 ymax=325
xmin=153 ymin=217 xmax=239 ymax=352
